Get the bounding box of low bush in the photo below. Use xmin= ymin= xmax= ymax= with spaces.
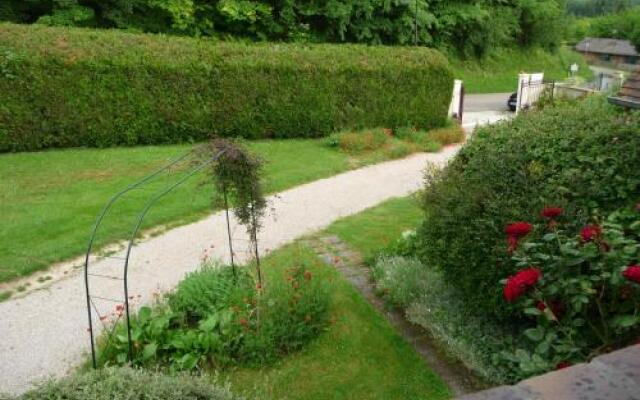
xmin=416 ymin=97 xmax=640 ymax=320
xmin=0 ymin=23 xmax=453 ymax=152
xmin=372 ymin=255 xmax=426 ymax=308
xmin=13 ymin=366 xmax=241 ymax=400
xmin=98 ymin=263 xmax=330 ymax=370
xmin=428 ymin=124 xmax=466 ymax=146
xmin=336 ymin=129 xmax=390 ymax=153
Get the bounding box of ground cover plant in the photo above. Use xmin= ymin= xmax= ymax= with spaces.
xmin=7 ymin=366 xmax=242 ymax=400
xmin=325 ymin=124 xmax=465 ymax=161
xmin=0 ymin=23 xmax=453 ymax=152
xmin=97 ymin=262 xmax=331 ymax=370
xmin=0 ymin=138 xmax=421 ymax=284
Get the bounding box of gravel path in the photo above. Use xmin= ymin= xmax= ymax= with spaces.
xmin=0 ymin=146 xmax=460 ymax=395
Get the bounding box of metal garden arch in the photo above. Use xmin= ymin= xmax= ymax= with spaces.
xmin=84 ymin=149 xmax=227 ymax=368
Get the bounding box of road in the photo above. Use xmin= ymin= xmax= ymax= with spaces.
xmin=464 ymin=92 xmax=512 ymax=112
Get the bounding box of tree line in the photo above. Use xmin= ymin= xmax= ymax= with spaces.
xmin=1 ymin=0 xmax=566 ymax=58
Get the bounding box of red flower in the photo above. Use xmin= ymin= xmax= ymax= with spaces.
xmin=556 ymin=361 xmax=571 ymax=370
xmin=505 ymin=222 xmax=533 ymax=238
xmin=623 ymin=265 xmax=640 ymax=283
xmin=536 ymin=301 xmax=546 ymax=311
xmin=541 ymin=207 xmax=563 ymax=219
xmin=115 ymin=304 xmax=124 ymax=312
xmin=503 ymin=267 xmax=542 ymax=303
xmin=581 ymin=225 xmax=602 ymax=242
xmin=507 ymin=235 xmax=519 ymax=253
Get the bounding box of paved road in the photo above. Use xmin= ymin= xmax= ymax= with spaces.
xmin=464 ymin=93 xmax=512 ymax=112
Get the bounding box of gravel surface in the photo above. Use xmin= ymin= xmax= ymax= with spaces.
xmin=0 ymin=147 xmax=461 ymax=395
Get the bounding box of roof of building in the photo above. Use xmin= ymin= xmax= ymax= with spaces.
xmin=575 ymin=38 xmax=638 ymax=57
xmin=608 ymin=68 xmax=640 ymax=109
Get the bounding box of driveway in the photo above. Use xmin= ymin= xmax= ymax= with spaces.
xmin=464 ymin=93 xmax=512 ymax=112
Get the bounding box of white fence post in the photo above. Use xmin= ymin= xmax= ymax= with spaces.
xmin=448 ymin=79 xmax=463 ymax=120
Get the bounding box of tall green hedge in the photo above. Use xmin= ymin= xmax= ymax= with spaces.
xmin=0 ymin=23 xmax=453 ymax=152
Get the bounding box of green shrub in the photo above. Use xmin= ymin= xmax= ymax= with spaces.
xmin=372 ymin=255 xmax=427 ymax=308
xmin=0 ymin=23 xmax=453 ymax=152
xmin=428 ymin=124 xmax=466 ymax=146
xmin=98 ymin=262 xmax=330 ymax=370
xmin=168 ymin=265 xmax=254 ymax=322
xmin=416 ymin=97 xmax=640 ymax=320
xmin=13 ymin=366 xmax=241 ymax=400
xmin=337 ymin=129 xmax=390 ymax=153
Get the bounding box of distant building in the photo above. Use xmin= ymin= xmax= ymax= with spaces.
xmin=575 ymin=37 xmax=638 ymax=67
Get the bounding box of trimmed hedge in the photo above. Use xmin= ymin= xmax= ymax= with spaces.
xmin=0 ymin=23 xmax=453 ymax=152
xmin=416 ymin=97 xmax=640 ymax=320
xmin=12 ymin=366 xmax=242 ymax=400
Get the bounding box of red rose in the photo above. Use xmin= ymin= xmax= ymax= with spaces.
xmin=517 ymin=267 xmax=542 ymax=286
xmin=503 ymin=268 xmax=542 ymax=302
xmin=623 ymin=265 xmax=640 ymax=283
xmin=556 ymin=361 xmax=571 ymax=370
xmin=504 ymin=278 xmax=526 ymax=302
xmin=541 ymin=207 xmax=563 ymax=219
xmin=581 ymin=225 xmax=602 ymax=242
xmin=505 ymin=222 xmax=533 ymax=238
xmin=536 ymin=300 xmax=546 ymax=311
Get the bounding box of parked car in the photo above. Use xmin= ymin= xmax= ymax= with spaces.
xmin=507 ymin=92 xmax=517 ymax=112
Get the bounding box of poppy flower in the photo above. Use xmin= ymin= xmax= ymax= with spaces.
xmin=581 ymin=225 xmax=602 ymax=242
xmin=623 ymin=265 xmax=640 ymax=283
xmin=556 ymin=361 xmax=571 ymax=370
xmin=541 ymin=207 xmax=563 ymax=219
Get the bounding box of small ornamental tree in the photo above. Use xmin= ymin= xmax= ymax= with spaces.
xmin=203 ymin=138 xmax=266 ymax=284
xmin=499 ymin=205 xmax=640 ymax=377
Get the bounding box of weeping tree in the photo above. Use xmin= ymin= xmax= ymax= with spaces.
xmin=202 ymin=138 xmax=266 ymax=285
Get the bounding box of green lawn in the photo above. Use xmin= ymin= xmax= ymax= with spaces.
xmin=0 ymin=139 xmax=372 ymax=283
xmin=221 ymin=198 xmax=448 ymax=399
xmin=450 ymin=47 xmax=593 ymax=93
xmin=327 ymin=196 xmax=422 ymax=259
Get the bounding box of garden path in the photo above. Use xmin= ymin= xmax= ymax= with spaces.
xmin=0 ymin=146 xmax=459 ymax=395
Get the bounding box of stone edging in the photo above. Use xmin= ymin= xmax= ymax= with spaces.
xmin=458 ymin=344 xmax=640 ymax=400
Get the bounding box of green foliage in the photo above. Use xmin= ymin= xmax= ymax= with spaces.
xmin=0 ymin=1 xmax=565 ymax=55
xmin=587 ymin=7 xmax=640 ymax=49
xmin=416 ymin=97 xmax=640 ymax=321
xmin=0 ymin=23 xmax=453 ymax=152
xmin=500 ymin=207 xmax=640 ymax=378
xmin=372 ymin=254 xmax=426 ymax=308
xmin=13 ymin=366 xmax=241 ymax=400
xmin=98 ymin=262 xmax=330 ymax=370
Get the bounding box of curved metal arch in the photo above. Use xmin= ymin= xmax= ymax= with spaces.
xmin=84 ymin=150 xmax=194 ymax=367
xmin=119 ymin=149 xmax=225 ymax=361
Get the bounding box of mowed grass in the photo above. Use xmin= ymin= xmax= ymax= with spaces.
xmin=0 ymin=139 xmax=358 ymax=283
xmin=327 ymin=196 xmax=422 ymax=260
xmin=222 ymin=223 xmax=449 ymax=399
xmin=450 ymin=47 xmax=592 ymax=93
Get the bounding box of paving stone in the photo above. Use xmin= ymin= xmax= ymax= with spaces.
xmin=457 ymin=385 xmax=536 ymax=400
xmin=594 ymin=344 xmax=640 ymax=386
xmin=520 ymin=359 xmax=640 ymax=400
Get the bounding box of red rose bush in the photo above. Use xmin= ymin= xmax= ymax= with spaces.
xmin=499 ymin=206 xmax=640 ymax=377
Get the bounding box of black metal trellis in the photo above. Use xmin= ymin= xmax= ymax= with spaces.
xmin=84 ymin=149 xmax=226 ymax=368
